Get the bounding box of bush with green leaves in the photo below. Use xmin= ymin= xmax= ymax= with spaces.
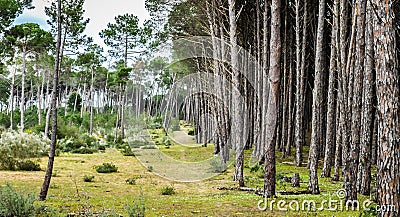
xmin=160 ymin=186 xmax=175 ymax=195
xmin=145 ymin=116 xmax=163 ymax=129
xmin=126 ymin=192 xmax=145 ymax=217
xmin=209 ymin=158 xmax=227 ymax=173
xmin=83 ymin=175 xmax=95 ymax=182
xmin=125 ymin=177 xmax=136 ymax=185
xmin=121 ymin=145 xmax=135 ymax=156
xmin=58 ymin=133 xmax=102 ymax=154
xmin=0 ymin=183 xmax=37 ymax=217
xmin=0 ymin=130 xmax=49 ymax=170
xmin=187 ymin=128 xmax=194 ymax=136
xmin=16 ymin=160 xmax=41 ymax=171
xmin=95 ymin=163 xmax=118 ymax=173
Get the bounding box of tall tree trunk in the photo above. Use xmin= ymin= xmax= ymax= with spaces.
xmin=263 ymin=0 xmax=281 ymax=197
xmin=228 ymin=0 xmax=244 ymax=187
xmin=38 ymin=0 xmax=61 ymax=201
xmin=321 ymin=0 xmax=339 ymax=178
xmin=20 ymin=50 xmax=27 ymax=131
xmin=295 ymin=0 xmax=307 ymax=167
xmin=373 ymin=0 xmax=400 ymax=216
xmin=357 ymin=0 xmax=373 ymax=195
xmin=308 ymin=0 xmax=325 ymax=195
xmin=345 ymin=0 xmax=367 ymax=202
xmin=89 ymin=66 xmax=94 ymax=135
xmin=9 ymin=62 xmax=16 ymax=130
xmin=343 ymin=0 xmax=358 ymax=202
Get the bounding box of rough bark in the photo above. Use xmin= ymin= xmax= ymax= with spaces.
xmin=373 ymin=0 xmax=400 ymax=215
xmin=357 ymin=0 xmax=373 ymax=195
xmin=308 ymin=0 xmax=325 ymax=195
xmin=295 ymin=0 xmax=307 ymax=167
xmin=263 ymin=0 xmax=281 ymax=197
xmin=321 ymin=0 xmax=339 ymax=178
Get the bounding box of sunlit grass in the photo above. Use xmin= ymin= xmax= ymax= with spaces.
xmin=0 ymin=129 xmax=372 ymax=216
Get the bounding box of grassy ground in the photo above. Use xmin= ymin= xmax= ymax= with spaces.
xmin=0 ymin=128 xmax=373 ymax=216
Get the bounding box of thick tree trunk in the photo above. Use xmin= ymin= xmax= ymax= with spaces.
xmin=343 ymin=0 xmax=358 ymax=202
xmin=228 ymin=0 xmax=245 ymax=187
xmin=373 ymin=0 xmax=400 ymax=216
xmin=321 ymin=0 xmax=339 ymax=178
xmin=357 ymin=0 xmax=373 ymax=196
xmin=345 ymin=0 xmax=367 ymax=202
xmin=308 ymin=0 xmax=325 ymax=195
xmin=263 ymin=0 xmax=281 ymax=197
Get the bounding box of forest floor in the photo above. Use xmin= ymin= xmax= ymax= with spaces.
xmin=0 ymin=128 xmax=372 ymax=216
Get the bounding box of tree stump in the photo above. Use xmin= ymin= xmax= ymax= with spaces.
xmin=292 ymin=173 xmax=300 ymax=187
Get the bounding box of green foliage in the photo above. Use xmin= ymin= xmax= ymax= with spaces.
xmin=71 ymin=147 xmax=95 ymax=154
xmin=82 ymin=175 xmax=95 ymax=182
xmin=58 ymin=133 xmax=101 ymax=154
xmin=100 ymin=13 xmax=150 ymax=62
xmin=126 ymin=192 xmax=145 ymax=217
xmin=0 ymin=113 xmax=10 ymax=129
xmin=16 ymin=160 xmax=41 ymax=171
xmin=160 ymin=186 xmax=175 ymax=195
xmin=125 ymin=177 xmax=136 ymax=185
xmin=0 ymin=0 xmax=33 ymax=32
xmin=187 ymin=128 xmax=194 ymax=136
xmin=209 ymin=158 xmax=227 ymax=173
xmin=161 ymin=137 xmax=171 ymax=147
xmin=141 ymin=145 xmax=156 ymax=149
xmin=67 ymin=92 xmax=82 ymax=112
xmin=45 ymin=0 xmax=89 ymax=51
xmin=359 ymin=205 xmax=378 ymax=217
xmin=147 ymin=166 xmax=153 ymax=172
xmin=0 ymin=130 xmax=49 ymax=170
xmin=250 ymin=164 xmax=260 ymax=173
xmin=130 ymin=140 xmax=150 ymax=148
xmin=145 ymin=116 xmax=163 ymax=129
xmin=57 ymin=118 xmax=80 ymax=139
xmin=95 ymin=163 xmax=118 ymax=173
xmin=171 ymin=118 xmax=180 ymax=131
xmin=120 ymin=145 xmax=135 ymax=156
xmin=0 ymin=183 xmax=37 ymax=217
xmin=5 ymin=23 xmax=53 ymax=53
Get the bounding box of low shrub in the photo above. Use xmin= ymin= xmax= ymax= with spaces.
xmin=141 ymin=145 xmax=156 ymax=150
xmin=160 ymin=186 xmax=175 ymax=195
xmin=145 ymin=116 xmax=163 ymax=129
xmin=0 ymin=130 xmax=49 ymax=170
xmin=16 ymin=160 xmax=41 ymax=171
xmin=125 ymin=177 xmax=136 ymax=185
xmin=130 ymin=140 xmax=150 ymax=148
xmin=0 ymin=183 xmax=37 ymax=217
xmin=126 ymin=192 xmax=145 ymax=217
xmin=209 ymin=158 xmax=227 ymax=173
xmin=83 ymin=175 xmax=95 ymax=182
xmin=187 ymin=129 xmax=195 ymax=136
xmin=250 ymin=164 xmax=260 ymax=173
xmin=58 ymin=133 xmax=101 ymax=153
xmin=121 ymin=146 xmax=135 ymax=156
xmin=95 ymin=163 xmax=118 ymax=173
xmin=72 ymin=147 xmax=95 ymax=154
xmin=147 ymin=166 xmax=153 ymax=172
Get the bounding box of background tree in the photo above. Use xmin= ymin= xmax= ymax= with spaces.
xmin=4 ymin=23 xmax=53 ymax=131
xmin=0 ymin=0 xmax=33 ymax=32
